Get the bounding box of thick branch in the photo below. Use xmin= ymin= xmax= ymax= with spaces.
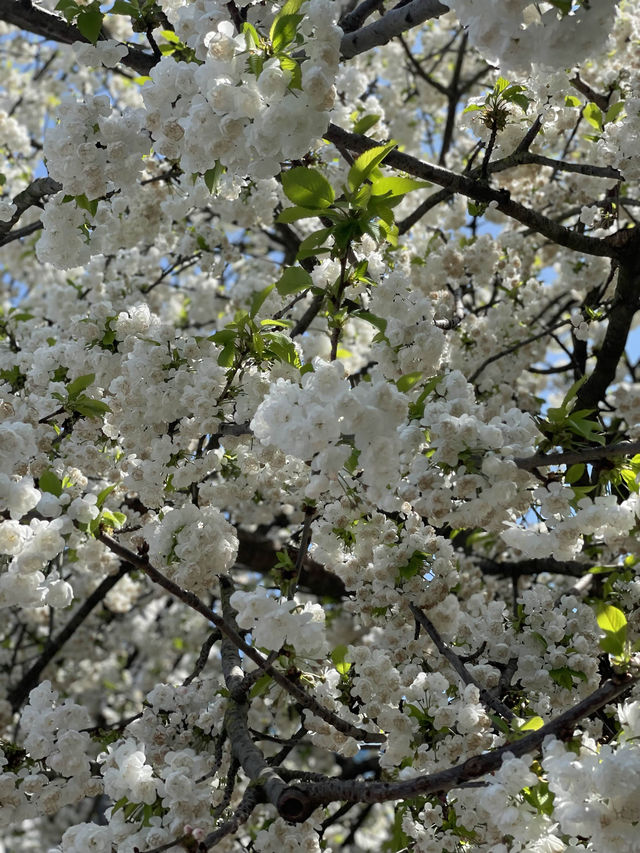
xmin=219 ymin=577 xmax=289 ymax=811
xmin=340 ymin=0 xmax=386 ymax=33
xmin=276 ymin=670 xmax=638 ymax=818
xmin=576 ymin=243 xmax=640 ymax=410
xmin=0 ymin=177 xmax=61 ymax=243
xmin=340 ymin=0 xmax=449 ymax=59
xmin=325 ymin=124 xmax=621 ymax=259
xmin=0 ymin=0 xmax=155 ymax=75
xmin=513 ymin=439 xmax=640 ymax=472
xmin=477 ymin=557 xmax=605 ymax=579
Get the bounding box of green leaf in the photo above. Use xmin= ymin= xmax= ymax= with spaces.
xmin=510 ymin=93 xmax=530 ymax=113
xmin=467 ymin=200 xmax=487 ymax=217
xmin=250 ymin=284 xmax=274 ymax=317
xmin=397 ymin=550 xmax=430 ymax=581
xmin=249 ymin=673 xmax=273 ymax=699
xmin=110 ymin=0 xmax=139 ymax=14
xmin=549 ymin=667 xmax=587 ymax=689
xmin=565 ymin=463 xmax=585 ymax=484
xmin=111 ymin=795 xmax=130 ymax=815
xmin=278 ymin=0 xmax=304 ymax=16
xmin=96 ymin=483 xmax=117 ymax=508
xmin=265 ymin=333 xmax=300 ymax=366
xmin=99 ymin=509 xmax=126 ymax=529
xmin=605 ymin=101 xmax=625 ymax=125
xmin=275 ymin=266 xmax=313 ymax=296
xmin=351 ymin=184 xmax=372 ymax=209
xmin=347 ymin=142 xmax=396 ymax=193
xmin=600 ymin=634 xmax=627 ymax=657
xmin=596 ymin=603 xmax=627 ymax=634
xmin=517 ymin=716 xmax=544 ymax=731
xmin=72 ymin=396 xmax=111 ymax=418
xmin=548 ymin=0 xmax=571 ymax=13
xmin=588 ymin=564 xmax=618 ymax=575
xmin=277 ymin=54 xmax=302 ymax=90
xmin=583 ymin=102 xmax=603 ymax=132
xmin=159 ymin=28 xmax=181 ymax=43
xmin=281 ymin=167 xmax=334 ymax=209
xmin=39 ymin=470 xmax=63 ymax=497
xmin=217 ymin=343 xmax=236 ymax=367
xmin=247 ymin=54 xmax=265 ymax=77
xmin=296 ymin=227 xmax=334 ymax=259
xmin=55 ymin=0 xmax=79 ymax=21
xmin=331 ymin=644 xmax=352 ymax=676
xmin=74 ymin=193 xmax=99 ymax=217
xmin=203 ymin=161 xmax=225 ymax=193
xmin=352 ymin=113 xmax=381 ymax=134
xmin=66 ymin=373 xmax=96 ymax=399
xmin=270 ymin=13 xmax=304 ymax=53
xmin=276 ymin=205 xmax=328 ymax=224
xmin=371 ymin=176 xmax=430 ymax=197
xmin=77 ymin=3 xmax=104 ymax=44
xmin=396 ymin=371 xmax=423 ymax=392
xmin=620 ymin=466 xmax=639 ymax=492
xmin=522 ymin=781 xmax=554 ymax=816
xmin=209 ymin=329 xmax=236 ymax=346
xmin=354 ymin=309 xmax=387 ymax=334
xmin=242 ymin=21 xmax=261 ymax=48
xmin=565 ymin=94 xmax=582 ymax=107
xmin=112 ymin=0 xmax=138 ymax=13
xmin=494 ymin=77 xmax=510 ymax=93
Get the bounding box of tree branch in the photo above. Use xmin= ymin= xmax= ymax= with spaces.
xmin=0 ymin=177 xmax=61 ymax=243
xmin=513 ymin=439 xmax=640 ymax=472
xmin=339 ymin=0 xmax=386 ymax=33
xmin=219 ymin=576 xmax=289 ymax=811
xmin=340 ymin=0 xmax=449 ymax=59
xmin=324 ymin=124 xmax=621 ymax=259
xmin=97 ymin=532 xmax=382 ymax=744
xmin=8 ymin=562 xmax=130 ymax=712
xmin=477 ymin=557 xmax=606 ymax=579
xmin=410 ymin=603 xmax=516 ymax=721
xmin=275 ymin=669 xmax=638 ymax=818
xmin=0 ymin=0 xmax=155 ymax=75
xmin=576 ymin=241 xmax=640 ymax=410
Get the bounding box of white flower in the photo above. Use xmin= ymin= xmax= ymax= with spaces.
xmin=0 ymin=200 xmax=16 ymax=222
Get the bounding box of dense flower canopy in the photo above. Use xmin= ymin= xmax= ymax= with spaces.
xmin=2 ymin=0 xmax=640 ymax=850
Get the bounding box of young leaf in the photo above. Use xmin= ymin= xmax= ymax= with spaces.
xmin=39 ymin=470 xmax=63 ymax=497
xmin=371 ymin=176 xmax=430 ymax=198
xmin=66 ymin=373 xmax=96 ymax=399
xmin=72 ymin=397 xmax=111 ymax=418
xmin=270 ymin=14 xmax=304 ymax=53
xmin=275 ymin=266 xmax=313 ymax=296
xmin=396 ymin=371 xmax=423 ymax=392
xmin=347 ymin=141 xmax=397 ymax=193
xmin=77 ymin=2 xmax=104 ymax=44
xmin=242 ymin=21 xmax=261 ymax=48
xmin=281 ymin=167 xmax=334 ymax=209
xmin=276 ymin=205 xmax=328 ymax=224
xmin=250 ymin=284 xmax=274 ymax=317
xmin=596 ymin=603 xmax=627 ymax=634
xmin=352 ymin=113 xmax=381 ymax=134
xmin=583 ymin=102 xmax=603 ymax=132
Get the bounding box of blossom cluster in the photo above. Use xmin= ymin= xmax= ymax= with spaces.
xmin=2 ymin=0 xmax=640 ymax=850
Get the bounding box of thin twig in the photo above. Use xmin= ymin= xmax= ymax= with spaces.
xmin=97 ymin=532 xmax=382 ymax=743
xmin=410 ymin=604 xmax=515 ymax=721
